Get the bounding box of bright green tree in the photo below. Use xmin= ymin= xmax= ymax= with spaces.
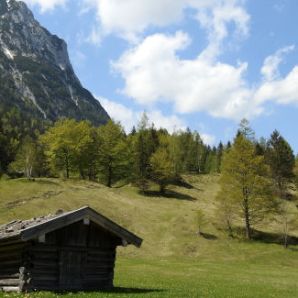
xmin=150 ymin=147 xmax=175 ymax=194
xmin=9 ymin=136 xmax=37 ymax=179
xmin=150 ymin=135 xmax=176 ymax=194
xmin=40 ymin=119 xmax=93 ymax=178
xmin=218 ymin=134 xmax=274 ymax=240
xmin=97 ymin=120 xmax=130 ymax=187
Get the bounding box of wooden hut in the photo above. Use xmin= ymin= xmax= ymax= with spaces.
xmin=0 ymin=206 xmax=142 ymax=292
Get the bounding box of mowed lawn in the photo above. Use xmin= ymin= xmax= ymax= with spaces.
xmin=0 ymin=176 xmax=298 ymax=297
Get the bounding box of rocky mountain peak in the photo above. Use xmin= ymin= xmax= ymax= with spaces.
xmin=0 ymin=0 xmax=109 ymax=125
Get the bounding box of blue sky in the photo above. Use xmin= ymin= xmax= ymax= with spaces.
xmin=22 ymin=0 xmax=298 ymax=151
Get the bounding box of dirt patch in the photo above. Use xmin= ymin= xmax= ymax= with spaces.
xmin=5 ymin=191 xmax=64 ymax=208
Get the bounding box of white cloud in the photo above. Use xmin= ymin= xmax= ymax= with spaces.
xmin=100 ymin=97 xmax=217 ymax=144
xmin=146 ymin=110 xmax=186 ymax=132
xmin=22 ymin=0 xmax=68 ymax=12
xmin=113 ymin=32 xmax=258 ymax=120
xmin=99 ymin=97 xmax=186 ymax=133
xmin=192 ymin=0 xmax=250 ymax=60
xmin=82 ymin=0 xmax=249 ymax=48
xmin=261 ymin=45 xmax=295 ymax=81
xmin=201 ymin=133 xmax=216 ymax=146
xmin=99 ymin=97 xmax=137 ymax=131
xmin=255 ymin=66 xmax=298 ymax=106
xmin=113 ymin=32 xmax=298 ymax=121
xmin=82 ymin=0 xmax=185 ymax=42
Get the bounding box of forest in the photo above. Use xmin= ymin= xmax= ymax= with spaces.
xmin=0 ymin=107 xmax=297 ymax=246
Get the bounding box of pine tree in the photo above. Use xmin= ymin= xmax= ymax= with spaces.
xmin=266 ymin=130 xmax=295 ymax=198
xmin=132 ymin=113 xmax=158 ymax=193
xmin=216 ymin=142 xmax=224 ymax=173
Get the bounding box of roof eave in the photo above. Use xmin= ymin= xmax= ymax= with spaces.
xmin=19 ymin=206 xmax=143 ymax=248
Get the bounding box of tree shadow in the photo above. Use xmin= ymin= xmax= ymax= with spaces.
xmin=171 ymin=177 xmax=204 ymax=192
xmin=53 ymin=288 xmax=165 ymax=295
xmin=199 ymin=232 xmax=218 ymax=240
xmin=143 ymin=190 xmax=196 ymax=201
xmin=252 ymin=229 xmax=298 ymax=246
xmin=235 ymin=227 xmax=298 ymax=246
xmin=171 ymin=178 xmax=194 ymax=189
xmin=104 ymin=287 xmax=166 ymax=294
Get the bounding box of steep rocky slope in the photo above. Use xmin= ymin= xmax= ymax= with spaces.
xmin=0 ymin=0 xmax=109 ymax=125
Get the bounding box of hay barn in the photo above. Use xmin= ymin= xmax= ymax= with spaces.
xmin=0 ymin=206 xmax=142 ymax=292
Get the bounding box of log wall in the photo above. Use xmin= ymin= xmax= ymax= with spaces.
xmin=24 ymin=220 xmax=119 ymax=291
xmin=0 ymin=242 xmax=28 ymax=292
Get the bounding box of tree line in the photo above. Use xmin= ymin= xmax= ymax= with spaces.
xmin=2 ymin=113 xmax=224 ymax=193
xmin=1 ymin=110 xmax=297 ymax=246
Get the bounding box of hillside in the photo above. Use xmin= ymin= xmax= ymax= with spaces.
xmin=0 ymin=0 xmax=109 ymax=125
xmin=0 ymin=175 xmax=298 ymax=297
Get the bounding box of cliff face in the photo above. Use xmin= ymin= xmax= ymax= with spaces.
xmin=0 ymin=0 xmax=109 ymax=125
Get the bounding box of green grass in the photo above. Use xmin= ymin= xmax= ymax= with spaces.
xmin=0 ymin=175 xmax=298 ymax=297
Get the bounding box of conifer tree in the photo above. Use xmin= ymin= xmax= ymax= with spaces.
xmin=132 ymin=113 xmax=158 ymax=193
xmin=266 ymin=130 xmax=295 ymax=198
xmin=218 ymin=134 xmax=274 ymax=239
xmin=216 ymin=142 xmax=224 ymax=173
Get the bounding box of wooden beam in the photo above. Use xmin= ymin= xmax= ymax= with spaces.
xmin=38 ymin=234 xmax=46 ymax=243
xmin=0 ymin=286 xmax=19 ymax=292
xmin=83 ymin=218 xmax=90 ymax=225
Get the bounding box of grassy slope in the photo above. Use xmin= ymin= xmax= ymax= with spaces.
xmin=0 ymin=175 xmax=298 ymax=297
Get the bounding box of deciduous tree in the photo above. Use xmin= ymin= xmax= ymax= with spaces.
xmin=218 ymin=134 xmax=274 ymax=240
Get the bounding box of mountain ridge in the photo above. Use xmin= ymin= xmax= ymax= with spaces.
xmin=0 ymin=0 xmax=110 ymax=125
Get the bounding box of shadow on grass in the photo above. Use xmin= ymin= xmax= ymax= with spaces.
xmin=253 ymin=229 xmax=298 ymax=246
xmin=199 ymin=232 xmax=218 ymax=240
xmin=52 ymin=288 xmax=165 ymax=295
xmin=143 ymin=190 xmax=196 ymax=201
xmin=235 ymin=227 xmax=298 ymax=246
xmin=171 ymin=177 xmax=204 ymax=192
xmin=171 ymin=178 xmax=194 ymax=189
xmin=33 ymin=179 xmax=61 ymax=186
xmin=105 ymin=287 xmax=165 ymax=294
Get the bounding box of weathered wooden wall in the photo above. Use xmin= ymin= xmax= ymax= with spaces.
xmin=0 ymin=242 xmax=28 ymax=292
xmin=23 ymin=220 xmax=120 ymax=291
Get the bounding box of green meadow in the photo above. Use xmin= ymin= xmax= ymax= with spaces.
xmin=0 ymin=175 xmax=298 ymax=297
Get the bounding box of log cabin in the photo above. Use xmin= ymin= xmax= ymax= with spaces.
xmin=0 ymin=206 xmax=142 ymax=292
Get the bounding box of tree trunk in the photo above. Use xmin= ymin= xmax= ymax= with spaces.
xmin=243 ymin=197 xmax=251 ymax=240
xmin=107 ymin=157 xmax=112 ymax=188
xmin=159 ymin=182 xmax=165 ymax=195
xmin=284 ymin=221 xmax=289 ymax=249
xmin=79 ymin=167 xmax=85 ymax=180
xmin=66 ymin=162 xmax=69 ymax=178
xmin=227 ymin=219 xmax=233 ymax=238
xmin=65 ymin=152 xmax=69 ymax=179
